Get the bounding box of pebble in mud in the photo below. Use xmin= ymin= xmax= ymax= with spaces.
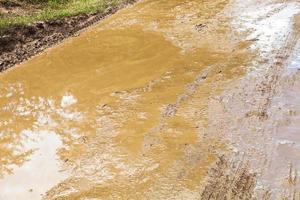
xmin=162 ymin=104 xmax=178 ymax=117
xmin=195 ymin=23 xmax=207 ymax=31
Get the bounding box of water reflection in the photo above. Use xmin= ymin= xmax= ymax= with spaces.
xmin=0 ymin=131 xmax=67 ymax=200
xmin=1 ymin=0 xmax=298 ymax=199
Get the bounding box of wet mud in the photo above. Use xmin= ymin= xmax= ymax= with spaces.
xmin=0 ymin=0 xmax=300 ymax=199
xmin=0 ymin=0 xmax=137 ymax=72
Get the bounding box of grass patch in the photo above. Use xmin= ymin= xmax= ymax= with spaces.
xmin=0 ymin=0 xmax=124 ymax=29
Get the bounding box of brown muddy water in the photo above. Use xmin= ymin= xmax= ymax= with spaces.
xmin=0 ymin=0 xmax=300 ymax=199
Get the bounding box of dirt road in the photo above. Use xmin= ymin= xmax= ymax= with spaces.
xmin=0 ymin=0 xmax=300 ymax=199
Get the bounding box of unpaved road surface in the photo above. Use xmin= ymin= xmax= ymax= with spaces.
xmin=0 ymin=0 xmax=137 ymax=71
xmin=0 ymin=0 xmax=300 ymax=199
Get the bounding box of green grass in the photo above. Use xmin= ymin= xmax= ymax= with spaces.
xmin=0 ymin=0 xmax=124 ymax=30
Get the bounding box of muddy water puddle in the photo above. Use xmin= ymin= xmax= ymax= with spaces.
xmin=0 ymin=131 xmax=67 ymax=200
xmin=1 ymin=0 xmax=300 ymax=199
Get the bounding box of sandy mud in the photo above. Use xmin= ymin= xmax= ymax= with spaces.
xmin=0 ymin=0 xmax=300 ymax=199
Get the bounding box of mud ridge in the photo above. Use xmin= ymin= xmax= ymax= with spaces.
xmin=0 ymin=0 xmax=137 ymax=72
xmin=200 ymin=156 xmax=258 ymax=200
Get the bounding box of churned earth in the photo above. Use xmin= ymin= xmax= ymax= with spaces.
xmin=0 ymin=0 xmax=300 ymax=199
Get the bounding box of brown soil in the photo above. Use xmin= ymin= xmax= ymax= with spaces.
xmin=0 ymin=0 xmax=136 ymax=72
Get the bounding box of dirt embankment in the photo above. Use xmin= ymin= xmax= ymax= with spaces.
xmin=0 ymin=0 xmax=136 ymax=72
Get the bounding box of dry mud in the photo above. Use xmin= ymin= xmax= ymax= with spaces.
xmin=0 ymin=0 xmax=300 ymax=199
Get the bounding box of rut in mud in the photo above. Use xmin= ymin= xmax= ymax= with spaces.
xmin=0 ymin=0 xmax=300 ymax=199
